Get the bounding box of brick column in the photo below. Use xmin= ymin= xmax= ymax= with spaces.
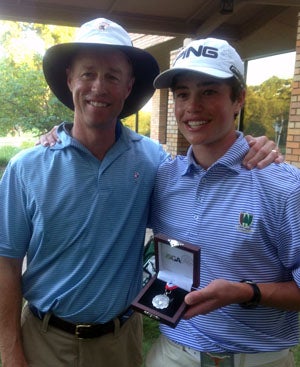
xmin=165 ymin=86 xmax=190 ymax=156
xmin=150 ymin=89 xmax=168 ymax=145
xmin=285 ymin=12 xmax=300 ymax=167
xmin=151 ymin=48 xmax=189 ymax=156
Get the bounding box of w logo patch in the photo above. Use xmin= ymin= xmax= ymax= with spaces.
xmin=239 ymin=212 xmax=253 ymax=230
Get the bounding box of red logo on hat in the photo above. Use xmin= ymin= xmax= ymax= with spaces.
xmin=98 ymin=22 xmax=110 ymax=31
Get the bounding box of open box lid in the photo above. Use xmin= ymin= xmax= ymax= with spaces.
xmin=154 ymin=233 xmax=200 ymax=291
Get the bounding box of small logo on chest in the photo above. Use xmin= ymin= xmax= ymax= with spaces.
xmin=238 ymin=212 xmax=254 ymax=232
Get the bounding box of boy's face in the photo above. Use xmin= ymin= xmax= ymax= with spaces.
xmin=172 ymin=72 xmax=245 ymax=149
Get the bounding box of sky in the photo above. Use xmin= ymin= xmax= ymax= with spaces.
xmin=246 ymin=51 xmax=296 ymax=86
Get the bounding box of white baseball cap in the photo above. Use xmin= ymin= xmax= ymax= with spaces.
xmin=154 ymin=38 xmax=245 ymax=89
xmin=43 ymin=18 xmax=159 ymax=118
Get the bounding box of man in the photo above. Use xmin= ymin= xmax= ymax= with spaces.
xmin=147 ymin=38 xmax=300 ymax=367
xmin=0 ymin=18 xmax=166 ymax=367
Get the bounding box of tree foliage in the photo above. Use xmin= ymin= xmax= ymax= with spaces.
xmin=0 ymin=20 xmax=75 ymax=136
xmin=243 ymin=76 xmax=292 ymax=151
xmin=122 ymin=111 xmax=151 ymax=136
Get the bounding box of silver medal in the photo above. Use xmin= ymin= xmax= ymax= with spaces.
xmin=152 ymin=293 xmax=170 ymax=309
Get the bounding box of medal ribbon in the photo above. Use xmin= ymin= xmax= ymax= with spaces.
xmin=165 ymin=282 xmax=178 ymax=294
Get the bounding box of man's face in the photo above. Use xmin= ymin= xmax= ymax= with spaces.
xmin=67 ymin=48 xmax=134 ymax=129
xmin=172 ymin=72 xmax=244 ymax=148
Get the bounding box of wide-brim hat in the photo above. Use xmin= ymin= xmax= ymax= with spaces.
xmin=43 ymin=18 xmax=159 ymax=118
xmin=154 ymin=38 xmax=245 ymax=89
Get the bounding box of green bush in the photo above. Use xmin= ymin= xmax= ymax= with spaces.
xmin=0 ymin=141 xmax=35 ymax=177
xmin=0 ymin=145 xmax=21 ymax=166
xmin=293 ymin=344 xmax=300 ymax=366
xmin=142 ymin=317 xmax=160 ymax=365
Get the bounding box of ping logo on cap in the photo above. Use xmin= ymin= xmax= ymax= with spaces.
xmin=153 ymin=38 xmax=245 ymax=89
xmin=174 ymin=45 xmax=219 ymax=65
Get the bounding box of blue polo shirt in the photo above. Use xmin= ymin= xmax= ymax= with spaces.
xmin=150 ymin=132 xmax=300 ymax=353
xmin=0 ymin=121 xmax=167 ymax=323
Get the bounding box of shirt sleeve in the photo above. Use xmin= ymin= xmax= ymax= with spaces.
xmin=277 ymin=182 xmax=300 ymax=287
xmin=0 ymin=161 xmax=31 ymax=259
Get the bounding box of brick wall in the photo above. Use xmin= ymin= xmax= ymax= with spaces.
xmin=285 ymin=12 xmax=300 ymax=167
xmin=151 ymin=89 xmax=167 ymax=144
xmin=151 ymin=48 xmax=189 ymax=156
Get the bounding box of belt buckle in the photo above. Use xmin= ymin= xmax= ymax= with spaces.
xmin=201 ymin=352 xmax=234 ymax=367
xmin=75 ymin=324 xmax=92 ymax=339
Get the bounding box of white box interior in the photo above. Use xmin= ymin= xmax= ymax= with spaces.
xmin=156 ymin=240 xmax=194 ymax=291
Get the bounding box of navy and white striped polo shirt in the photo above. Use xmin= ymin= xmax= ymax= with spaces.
xmin=150 ymin=132 xmax=300 ymax=353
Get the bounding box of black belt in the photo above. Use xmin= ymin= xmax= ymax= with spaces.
xmin=29 ymin=304 xmax=133 ymax=339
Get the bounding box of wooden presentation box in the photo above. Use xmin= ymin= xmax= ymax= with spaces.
xmin=132 ymin=233 xmax=200 ymax=328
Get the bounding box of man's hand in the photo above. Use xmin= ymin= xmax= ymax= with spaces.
xmin=36 ymin=126 xmax=60 ymax=147
xmin=243 ymin=135 xmax=283 ymax=169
